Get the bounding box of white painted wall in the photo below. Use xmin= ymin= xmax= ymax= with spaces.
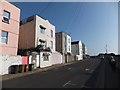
xmin=85 ymin=46 xmax=87 ymax=54
xmin=35 ymin=15 xmax=56 ymax=52
xmin=76 ymin=55 xmax=83 ymax=60
xmin=66 ymin=35 xmax=71 ymax=53
xmin=0 ymin=55 xmax=22 ymax=75
xmin=71 ymin=41 xmax=83 ymax=60
xmin=36 ymin=55 xmax=40 ymax=67
xmin=40 ymin=52 xmax=52 ymax=68
xmin=51 ymin=51 xmax=63 ymax=65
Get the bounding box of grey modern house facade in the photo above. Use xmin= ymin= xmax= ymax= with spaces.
xmin=55 ymin=32 xmax=74 ymax=63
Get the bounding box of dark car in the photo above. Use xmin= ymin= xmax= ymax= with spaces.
xmin=109 ymin=56 xmax=116 ymax=71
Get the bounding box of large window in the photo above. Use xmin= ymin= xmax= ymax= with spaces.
xmin=1 ymin=30 xmax=8 ymax=44
xmin=40 ymin=25 xmax=46 ymax=34
xmin=50 ymin=30 xmax=53 ymax=38
xmin=2 ymin=10 xmax=10 ymax=24
xmin=50 ymin=41 xmax=53 ymax=49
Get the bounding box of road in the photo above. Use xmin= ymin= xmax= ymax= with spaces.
xmin=2 ymin=57 xmax=120 ymax=88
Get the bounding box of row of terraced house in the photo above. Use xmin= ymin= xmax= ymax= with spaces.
xmin=0 ymin=0 xmax=87 ymax=75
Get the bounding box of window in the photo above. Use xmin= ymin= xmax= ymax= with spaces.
xmin=43 ymin=55 xmax=49 ymax=61
xmin=2 ymin=10 xmax=10 ymax=23
xmin=68 ymin=46 xmax=70 ymax=51
xmin=50 ymin=30 xmax=53 ymax=37
xmin=68 ymin=38 xmax=70 ymax=44
xmin=64 ymin=36 xmax=67 ymax=43
xmin=65 ymin=45 xmax=67 ymax=51
xmin=76 ymin=50 xmax=78 ymax=53
xmin=50 ymin=41 xmax=53 ymax=49
xmin=40 ymin=25 xmax=46 ymax=34
xmin=1 ymin=30 xmax=8 ymax=44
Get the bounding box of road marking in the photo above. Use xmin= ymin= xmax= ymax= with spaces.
xmin=63 ymin=81 xmax=71 ymax=87
xmin=85 ymin=68 xmax=90 ymax=71
xmin=68 ymin=83 xmax=76 ymax=86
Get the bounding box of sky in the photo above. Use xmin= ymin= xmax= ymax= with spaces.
xmin=13 ymin=2 xmax=118 ymax=55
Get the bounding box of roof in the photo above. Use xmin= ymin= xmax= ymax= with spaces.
xmin=55 ymin=31 xmax=71 ymax=37
xmin=20 ymin=14 xmax=55 ymax=27
xmin=71 ymin=41 xmax=79 ymax=44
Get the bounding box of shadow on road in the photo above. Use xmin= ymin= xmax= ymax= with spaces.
xmin=82 ymin=59 xmax=104 ymax=88
xmin=82 ymin=57 xmax=120 ymax=88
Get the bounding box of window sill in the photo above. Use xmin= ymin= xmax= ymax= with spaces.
xmin=0 ymin=43 xmax=7 ymax=45
xmin=2 ymin=20 xmax=9 ymax=24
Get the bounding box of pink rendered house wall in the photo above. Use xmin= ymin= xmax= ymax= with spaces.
xmin=0 ymin=0 xmax=20 ymax=55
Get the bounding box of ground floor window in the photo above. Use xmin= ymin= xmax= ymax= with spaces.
xmin=43 ymin=55 xmax=49 ymax=61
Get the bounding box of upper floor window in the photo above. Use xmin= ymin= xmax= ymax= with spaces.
xmin=2 ymin=10 xmax=10 ymax=24
xmin=1 ymin=30 xmax=8 ymax=44
xmin=50 ymin=30 xmax=53 ymax=38
xmin=68 ymin=38 xmax=70 ymax=44
xmin=50 ymin=41 xmax=53 ymax=49
xmin=40 ymin=25 xmax=46 ymax=34
xmin=68 ymin=46 xmax=70 ymax=51
xmin=65 ymin=45 xmax=67 ymax=51
xmin=64 ymin=36 xmax=67 ymax=43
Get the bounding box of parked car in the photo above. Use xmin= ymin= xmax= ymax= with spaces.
xmin=100 ymin=55 xmax=104 ymax=60
xmin=109 ymin=56 xmax=116 ymax=71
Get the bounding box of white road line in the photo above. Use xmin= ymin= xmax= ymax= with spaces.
xmin=68 ymin=83 xmax=76 ymax=86
xmin=62 ymin=81 xmax=71 ymax=87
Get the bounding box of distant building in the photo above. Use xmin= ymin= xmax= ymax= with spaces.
xmin=71 ymin=41 xmax=87 ymax=60
xmin=56 ymin=32 xmax=73 ymax=63
xmin=0 ymin=0 xmax=20 ymax=55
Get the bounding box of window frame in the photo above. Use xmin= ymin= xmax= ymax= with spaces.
xmin=50 ymin=30 xmax=53 ymax=38
xmin=40 ymin=25 xmax=46 ymax=34
xmin=43 ymin=55 xmax=49 ymax=61
xmin=1 ymin=30 xmax=8 ymax=44
xmin=68 ymin=38 xmax=70 ymax=44
xmin=50 ymin=41 xmax=53 ymax=49
xmin=68 ymin=46 xmax=70 ymax=51
xmin=2 ymin=10 xmax=10 ymax=24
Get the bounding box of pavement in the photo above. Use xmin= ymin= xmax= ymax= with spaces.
xmin=2 ymin=58 xmax=101 ymax=88
xmin=2 ymin=60 xmax=79 ymax=81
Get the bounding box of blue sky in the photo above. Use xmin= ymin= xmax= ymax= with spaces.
xmin=13 ymin=2 xmax=118 ymax=55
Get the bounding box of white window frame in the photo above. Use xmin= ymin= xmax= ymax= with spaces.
xmin=1 ymin=30 xmax=8 ymax=44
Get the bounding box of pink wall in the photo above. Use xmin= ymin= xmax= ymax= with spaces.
xmin=0 ymin=0 xmax=20 ymax=55
xmin=22 ymin=56 xmax=28 ymax=65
